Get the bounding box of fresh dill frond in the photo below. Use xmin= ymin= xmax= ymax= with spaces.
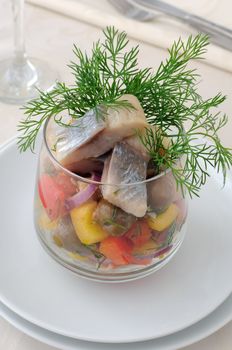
xmin=17 ymin=27 xmax=140 ymax=152
xmin=17 ymin=26 xmax=232 ymax=197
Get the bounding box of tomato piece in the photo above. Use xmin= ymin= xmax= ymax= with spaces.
xmin=99 ymin=236 xmax=133 ymax=266
xmin=38 ymin=174 xmax=66 ymax=220
xmin=38 ymin=173 xmax=78 ymax=221
xmin=125 ymin=220 xmax=151 ymax=247
xmin=54 ymin=172 xmax=76 ymax=197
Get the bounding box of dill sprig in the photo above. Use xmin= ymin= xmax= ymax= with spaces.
xmin=17 ymin=26 xmax=232 ymax=197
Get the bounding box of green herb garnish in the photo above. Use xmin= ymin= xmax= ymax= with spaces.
xmin=84 ymin=244 xmax=105 ymax=260
xmin=111 ymin=206 xmax=118 ymax=221
xmin=103 ymin=218 xmax=126 ymax=230
xmin=17 ymin=26 xmax=232 ymax=197
xmin=51 ymin=136 xmax=64 ymax=152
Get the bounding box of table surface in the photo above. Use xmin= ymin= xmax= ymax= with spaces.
xmin=0 ymin=1 xmax=232 ymax=349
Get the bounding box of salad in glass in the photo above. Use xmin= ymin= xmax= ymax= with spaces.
xmin=34 ymin=95 xmax=187 ymax=280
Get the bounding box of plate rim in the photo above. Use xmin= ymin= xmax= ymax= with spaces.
xmin=0 ymin=136 xmax=232 ymax=343
xmin=0 ymin=294 xmax=232 ymax=350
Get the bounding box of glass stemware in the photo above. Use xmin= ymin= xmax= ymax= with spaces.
xmin=0 ymin=0 xmax=58 ymax=104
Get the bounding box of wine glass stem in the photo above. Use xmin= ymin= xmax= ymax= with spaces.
xmin=12 ymin=0 xmax=26 ymax=62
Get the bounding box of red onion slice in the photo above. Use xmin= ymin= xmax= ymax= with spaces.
xmin=65 ymin=173 xmax=101 ymax=211
xmin=92 ymin=172 xmax=101 ymax=182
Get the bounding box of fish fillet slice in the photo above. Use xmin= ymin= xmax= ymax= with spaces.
xmin=58 ymin=94 xmax=148 ymax=167
xmin=101 ymin=142 xmax=148 ymax=217
xmin=55 ymin=107 xmax=106 ymax=165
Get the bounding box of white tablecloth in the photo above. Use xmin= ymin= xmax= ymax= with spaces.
xmin=0 ymin=1 xmax=232 ymax=349
xmin=27 ymin=0 xmax=232 ymax=73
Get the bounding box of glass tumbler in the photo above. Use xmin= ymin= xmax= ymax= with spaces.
xmin=34 ymin=118 xmax=188 ymax=282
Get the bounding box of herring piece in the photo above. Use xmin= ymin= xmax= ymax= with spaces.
xmin=124 ymin=131 xmax=150 ymax=161
xmin=101 ymin=142 xmax=147 ymax=217
xmin=65 ymin=158 xmax=104 ymax=175
xmin=55 ymin=107 xmax=106 ymax=166
xmin=53 ymin=216 xmax=80 ymax=252
xmin=65 ymin=151 xmax=111 ymax=174
xmin=93 ymin=199 xmax=136 ymax=236
xmin=147 ymin=172 xmax=180 ymax=212
xmin=124 ymin=126 xmax=170 ymax=163
xmin=63 ymin=94 xmax=148 ymax=164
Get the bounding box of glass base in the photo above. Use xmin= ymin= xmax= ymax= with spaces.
xmin=0 ymin=57 xmax=59 ymax=105
xmin=35 ymin=217 xmax=187 ymax=283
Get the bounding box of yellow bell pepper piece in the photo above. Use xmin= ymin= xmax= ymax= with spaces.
xmin=147 ymin=204 xmax=179 ymax=231
xmin=70 ymin=201 xmax=108 ymax=244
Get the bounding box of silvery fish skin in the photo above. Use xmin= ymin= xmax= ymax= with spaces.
xmin=101 ymin=142 xmax=148 ymax=217
xmin=124 ymin=132 xmax=150 ymax=162
xmin=147 ymin=171 xmax=181 ymax=212
xmin=55 ymin=107 xmax=106 ymax=166
xmin=60 ymin=94 xmax=148 ymax=165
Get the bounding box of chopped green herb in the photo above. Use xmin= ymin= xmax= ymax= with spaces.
xmin=103 ymin=218 xmax=126 ymax=230
xmin=165 ymin=222 xmax=177 ymax=247
xmin=97 ymin=257 xmax=106 ymax=270
xmin=51 ymin=137 xmax=64 ymax=152
xmin=84 ymin=244 xmax=105 ymax=260
xmin=113 ymin=189 xmax=121 ymax=196
xmin=111 ymin=206 xmax=118 ymax=221
xmin=146 ymin=206 xmax=153 ymax=213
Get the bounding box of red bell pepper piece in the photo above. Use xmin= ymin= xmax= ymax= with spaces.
xmin=54 ymin=172 xmax=76 ymax=197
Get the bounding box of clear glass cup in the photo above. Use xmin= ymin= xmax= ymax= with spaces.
xmin=34 ymin=118 xmax=188 ymax=282
xmin=0 ymin=0 xmax=58 ymax=104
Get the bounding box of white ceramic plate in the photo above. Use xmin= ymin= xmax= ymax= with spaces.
xmin=1 ymin=294 xmax=232 ymax=350
xmin=0 ymin=137 xmax=232 ymax=343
